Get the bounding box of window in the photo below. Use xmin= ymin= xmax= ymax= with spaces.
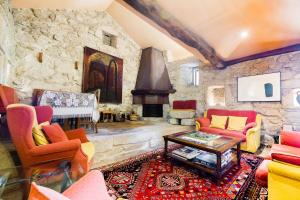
xmin=192 ymin=67 xmax=199 ymax=86
xmin=180 ymin=63 xmax=200 ymax=87
xmin=102 ymin=31 xmax=117 ymax=48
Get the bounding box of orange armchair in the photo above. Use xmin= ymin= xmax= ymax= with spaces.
xmin=6 ymin=104 xmax=94 ymax=176
xmin=0 ymin=84 xmax=19 ymax=114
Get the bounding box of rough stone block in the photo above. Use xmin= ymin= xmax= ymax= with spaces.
xmin=181 ymin=118 xmax=195 ymax=126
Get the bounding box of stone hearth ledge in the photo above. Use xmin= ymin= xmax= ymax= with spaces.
xmin=88 ymin=122 xmax=194 ymax=168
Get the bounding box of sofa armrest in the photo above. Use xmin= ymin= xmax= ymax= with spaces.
xmin=63 ymin=170 xmax=112 ymax=200
xmin=242 ymin=122 xmax=257 ymax=135
xmin=271 ymin=149 xmax=300 ymax=166
xmin=268 ymin=160 xmax=300 ymax=182
xmin=196 ymin=117 xmax=210 ymax=127
xmin=30 ymin=139 xmax=81 ymax=156
xmin=65 ymin=128 xmax=89 ymax=143
xmin=280 ymin=131 xmax=300 ymax=148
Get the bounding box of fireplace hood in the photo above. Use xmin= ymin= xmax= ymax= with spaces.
xmin=131 ymin=47 xmax=176 ymax=104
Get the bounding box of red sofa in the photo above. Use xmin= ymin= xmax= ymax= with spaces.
xmin=196 ymin=109 xmax=262 ymax=153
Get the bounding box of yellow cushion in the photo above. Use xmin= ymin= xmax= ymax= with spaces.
xmin=210 ymin=115 xmax=228 ymax=129
xmin=81 ymin=142 xmax=95 ymax=162
xmin=32 ymin=121 xmax=50 ymax=146
xmin=227 ymin=116 xmax=248 ymax=131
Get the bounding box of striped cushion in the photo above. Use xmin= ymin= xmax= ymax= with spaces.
xmin=32 ymin=122 xmax=50 ymax=146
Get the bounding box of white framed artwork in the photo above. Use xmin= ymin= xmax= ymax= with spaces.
xmin=237 ymin=72 xmax=281 ymax=102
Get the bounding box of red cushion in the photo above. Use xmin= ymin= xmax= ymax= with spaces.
xmin=200 ymin=127 xmax=246 ymax=142
xmin=270 ymin=144 xmax=300 ymax=166
xmin=255 ymin=160 xmax=270 ymax=187
xmin=206 ymin=109 xmax=257 ymax=124
xmin=173 ymin=100 xmax=196 ymax=110
xmin=196 ymin=117 xmax=210 ymax=127
xmin=42 ymin=123 xmax=68 ymax=143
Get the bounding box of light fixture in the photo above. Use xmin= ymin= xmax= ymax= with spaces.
xmin=240 ymin=30 xmax=249 ymax=39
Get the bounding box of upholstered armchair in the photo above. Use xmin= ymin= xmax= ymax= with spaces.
xmin=6 ymin=104 xmax=95 ymax=177
xmin=255 ymin=130 xmax=300 ymax=199
xmin=0 ymin=84 xmax=19 ymax=115
xmin=29 ymin=170 xmax=112 ymax=200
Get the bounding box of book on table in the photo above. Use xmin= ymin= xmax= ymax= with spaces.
xmin=172 ymin=146 xmax=233 ymax=168
xmin=191 ymin=149 xmax=232 ymax=168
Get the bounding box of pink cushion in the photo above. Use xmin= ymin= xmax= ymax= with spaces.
xmin=29 ymin=182 xmax=70 ymax=200
xmin=63 ymin=170 xmax=111 ymax=200
xmin=200 ymin=127 xmax=246 ymax=142
xmin=196 ymin=117 xmax=210 ymax=127
xmin=42 ymin=123 xmax=68 ymax=143
xmin=173 ymin=100 xmax=196 ymax=110
xmin=242 ymin=122 xmax=257 ymax=135
xmin=255 ymin=160 xmax=270 ymax=187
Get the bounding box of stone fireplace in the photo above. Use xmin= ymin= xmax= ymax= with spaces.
xmin=142 ymin=104 xmax=163 ymax=117
xmin=131 ymin=47 xmax=175 ymax=118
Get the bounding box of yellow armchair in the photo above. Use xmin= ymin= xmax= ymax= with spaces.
xmin=268 ymin=161 xmax=300 ymax=200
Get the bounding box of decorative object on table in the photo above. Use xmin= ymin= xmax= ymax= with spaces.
xmin=82 ymin=46 xmax=123 ymax=104
xmin=129 ymin=111 xmax=139 ymax=121
xmin=101 ymin=148 xmax=263 ymax=200
xmin=168 ymin=100 xmax=196 ymax=126
xmin=237 ymin=72 xmax=281 ymax=102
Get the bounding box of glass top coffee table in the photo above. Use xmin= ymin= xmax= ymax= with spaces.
xmin=163 ymin=131 xmax=243 ymax=179
xmin=0 ymin=161 xmax=85 ymax=199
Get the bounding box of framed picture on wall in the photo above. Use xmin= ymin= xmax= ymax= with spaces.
xmin=82 ymin=47 xmax=123 ymax=104
xmin=237 ymin=72 xmax=281 ymax=102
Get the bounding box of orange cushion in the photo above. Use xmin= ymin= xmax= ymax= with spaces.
xmin=42 ymin=123 xmax=68 ymax=143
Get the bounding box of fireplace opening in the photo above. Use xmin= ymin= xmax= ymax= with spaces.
xmin=143 ymin=104 xmax=163 ymax=117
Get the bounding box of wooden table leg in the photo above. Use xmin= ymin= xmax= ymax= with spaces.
xmin=164 ymin=138 xmax=168 ymax=158
xmin=216 ymin=153 xmax=222 ymax=179
xmin=237 ymin=143 xmax=241 ymax=166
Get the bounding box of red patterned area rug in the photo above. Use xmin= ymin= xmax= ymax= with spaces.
xmin=100 ymin=148 xmax=266 ymax=200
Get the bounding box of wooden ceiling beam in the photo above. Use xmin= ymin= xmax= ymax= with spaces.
xmin=122 ymin=0 xmax=226 ymax=69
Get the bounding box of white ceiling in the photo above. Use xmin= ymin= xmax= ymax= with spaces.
xmin=156 ymin=0 xmax=300 ymax=60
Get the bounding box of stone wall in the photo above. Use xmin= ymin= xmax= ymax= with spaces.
xmin=0 ymin=0 xmax=15 ymax=84
xmin=167 ymin=57 xmax=204 ymax=114
xmin=167 ymin=51 xmax=300 ymax=140
xmin=11 ymin=9 xmax=141 ymax=111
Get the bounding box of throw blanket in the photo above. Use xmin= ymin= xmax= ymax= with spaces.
xmin=35 ymin=90 xmax=99 ymax=122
